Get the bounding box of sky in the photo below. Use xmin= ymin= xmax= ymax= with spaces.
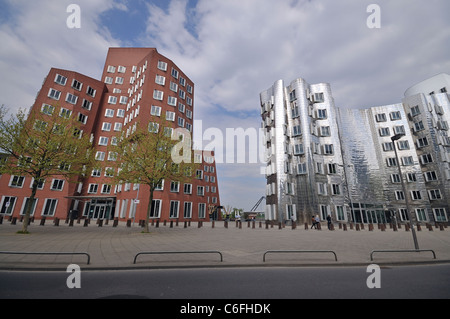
xmin=0 ymin=0 xmax=449 ymax=211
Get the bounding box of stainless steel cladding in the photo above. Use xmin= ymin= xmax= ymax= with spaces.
xmin=260 ymin=75 xmax=450 ymax=224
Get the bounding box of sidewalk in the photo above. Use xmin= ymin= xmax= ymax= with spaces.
xmin=0 ymin=220 xmax=449 ymax=270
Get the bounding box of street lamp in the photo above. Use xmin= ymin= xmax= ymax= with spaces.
xmin=391 ymin=133 xmax=420 ymax=250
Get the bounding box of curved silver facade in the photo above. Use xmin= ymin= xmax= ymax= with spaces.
xmin=261 ymin=75 xmax=450 ymax=224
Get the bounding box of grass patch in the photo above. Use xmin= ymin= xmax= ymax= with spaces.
xmin=16 ymin=230 xmax=30 ymax=234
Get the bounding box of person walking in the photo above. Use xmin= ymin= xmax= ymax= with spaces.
xmin=311 ymin=215 xmax=317 ymax=229
xmin=314 ymin=215 xmax=320 ymax=229
xmin=327 ymin=214 xmax=332 ymax=230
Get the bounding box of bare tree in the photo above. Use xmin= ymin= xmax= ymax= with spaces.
xmin=0 ymin=105 xmax=96 ymax=233
xmin=107 ymin=119 xmax=199 ymax=233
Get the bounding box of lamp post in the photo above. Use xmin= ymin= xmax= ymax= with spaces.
xmin=391 ymin=133 xmax=420 ymax=250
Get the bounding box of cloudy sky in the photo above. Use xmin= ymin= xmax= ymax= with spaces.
xmin=1 ymin=0 xmax=449 ymax=210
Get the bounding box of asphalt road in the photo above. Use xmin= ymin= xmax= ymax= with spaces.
xmin=1 ymin=264 xmax=449 ymax=300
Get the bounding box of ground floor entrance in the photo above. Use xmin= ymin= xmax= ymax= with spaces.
xmin=82 ymin=198 xmax=116 ymax=220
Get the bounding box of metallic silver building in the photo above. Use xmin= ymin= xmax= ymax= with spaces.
xmin=260 ymin=74 xmax=450 ymax=225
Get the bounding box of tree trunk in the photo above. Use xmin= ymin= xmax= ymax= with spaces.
xmin=21 ymin=179 xmax=39 ymax=233
xmin=144 ymin=188 xmax=154 ymax=233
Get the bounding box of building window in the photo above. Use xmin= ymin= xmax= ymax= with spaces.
xmin=101 ymin=184 xmax=112 ymax=194
xmin=114 ymin=123 xmax=122 ymax=132
xmin=148 ymin=122 xmax=159 ymax=133
xmin=397 ymin=140 xmax=410 ymax=150
xmin=410 ymin=105 xmax=420 ymax=116
xmin=416 ymin=208 xmax=427 ymax=222
xmin=107 ymin=65 xmax=116 ymax=73
xmin=153 ymin=90 xmax=164 ymax=101
xmin=108 ymin=96 xmax=117 ymax=104
xmin=379 ymin=127 xmax=390 ymax=137
xmin=102 ymin=122 xmax=112 ymax=131
xmin=410 ymin=190 xmax=422 ymax=200
xmin=150 ymin=200 xmax=162 ymax=218
xmin=9 ymin=176 xmax=25 ymax=188
xmin=317 ymin=183 xmax=327 ymax=195
xmin=393 ymin=125 xmax=405 ymax=135
xmin=151 ymin=105 xmax=161 ymax=117
xmin=41 ymin=104 xmax=55 ymax=115
xmin=183 ymin=202 xmax=192 ymax=218
xmin=395 ymin=191 xmax=405 ymax=200
xmin=391 ymin=174 xmax=401 ymax=183
xmin=155 ymin=75 xmax=166 ymax=85
xmin=184 ymin=183 xmax=192 ymax=194
xmin=390 ymin=111 xmax=401 ymax=121
xmin=292 ymin=125 xmax=301 ymax=137
xmin=168 ymin=96 xmax=177 ymax=106
xmin=414 ymin=121 xmax=425 ymax=132
xmin=197 ymin=186 xmax=205 ymax=196
xmin=198 ymin=203 xmax=206 ymax=219
xmin=323 ymin=144 xmax=334 ymax=155
xmin=171 ymin=68 xmax=179 ymax=79
xmin=294 ymin=144 xmax=304 ymax=155
xmin=91 ymin=168 xmax=101 ymax=177
xmin=170 ymin=201 xmax=179 ymax=218
xmin=401 ymin=156 xmax=414 ymax=166
xmin=95 ymin=151 xmax=105 ymax=161
xmin=386 ymin=157 xmax=398 ymax=167
xmin=331 ymin=184 xmax=340 ymax=195
xmin=78 ymin=113 xmax=88 ymax=124
xmin=1 ymin=196 xmax=17 ymax=215
xmin=170 ymin=181 xmax=180 ymax=192
xmin=428 ymin=189 xmax=442 ymax=200
xmin=82 ymin=99 xmax=92 ymax=110
xmin=115 ymin=77 xmax=124 ymax=85
xmin=51 ymin=179 xmax=64 ymax=191
xmin=54 ymin=74 xmax=67 ymax=86
xmin=417 ymin=137 xmax=429 ymax=148
xmin=157 ymin=61 xmax=168 ymax=71
xmin=382 ymin=142 xmax=394 ymax=152
xmin=317 ymin=109 xmax=327 ymax=119
xmin=420 ymin=154 xmax=433 ymax=165
xmin=48 ymin=88 xmax=61 ymax=100
xmin=424 ymin=171 xmax=438 ymax=182
xmin=117 ymin=109 xmax=125 ymax=118
xmin=86 ymin=86 xmax=96 ymax=97
xmin=71 ymin=79 xmax=83 ymax=91
xmin=178 ymin=117 xmax=185 ymax=128
xmin=170 ymin=81 xmax=178 ymax=92
xmin=375 ymin=113 xmax=387 ymax=122
xmin=42 ymin=199 xmax=58 ymax=216
xmin=336 ymin=206 xmax=345 ymax=221
xmin=98 ymin=136 xmax=108 ymax=146
xmin=328 ymin=163 xmax=337 ymax=174
xmin=433 ymin=208 xmax=447 ymax=222
xmin=321 ymin=126 xmax=331 ymax=137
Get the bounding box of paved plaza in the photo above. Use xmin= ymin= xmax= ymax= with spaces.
xmin=0 ymin=219 xmax=449 ymax=270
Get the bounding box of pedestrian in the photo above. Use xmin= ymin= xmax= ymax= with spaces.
xmin=327 ymin=214 xmax=332 ymax=230
xmin=311 ymin=215 xmax=316 ymax=229
xmin=315 ymin=215 xmax=320 ymax=229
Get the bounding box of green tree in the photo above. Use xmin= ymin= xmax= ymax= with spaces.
xmin=107 ymin=119 xmax=199 ymax=233
xmin=0 ymin=105 xmax=96 ymax=233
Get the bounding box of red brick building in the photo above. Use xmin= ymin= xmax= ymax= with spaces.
xmin=0 ymin=48 xmax=221 ymax=223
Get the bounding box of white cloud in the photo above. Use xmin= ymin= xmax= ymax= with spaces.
xmin=1 ymin=0 xmax=449 ymax=210
xmin=0 ymin=0 xmax=120 ymax=115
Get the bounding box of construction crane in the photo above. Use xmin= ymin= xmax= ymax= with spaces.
xmin=250 ymin=196 xmax=265 ymax=212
